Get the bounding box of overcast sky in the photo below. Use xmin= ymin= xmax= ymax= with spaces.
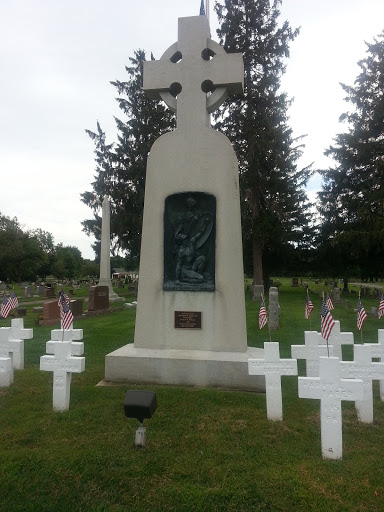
xmin=1 ymin=0 xmax=383 ymax=260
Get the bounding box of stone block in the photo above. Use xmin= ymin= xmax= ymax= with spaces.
xmin=43 ymin=300 xmax=60 ymax=322
xmin=88 ymin=286 xmax=109 ymax=311
xmin=69 ymin=299 xmax=83 ymax=317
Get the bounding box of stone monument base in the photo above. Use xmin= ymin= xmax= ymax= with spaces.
xmin=104 ymin=345 xmax=266 ymax=392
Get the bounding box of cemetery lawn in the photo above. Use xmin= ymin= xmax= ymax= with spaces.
xmin=1 ymin=282 xmax=384 ymax=512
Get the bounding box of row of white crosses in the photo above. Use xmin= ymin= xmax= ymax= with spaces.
xmin=0 ymin=318 xmax=33 ymax=387
xmin=248 ymin=324 xmax=384 ymax=460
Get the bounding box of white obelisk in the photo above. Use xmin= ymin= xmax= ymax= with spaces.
xmin=99 ymin=196 xmax=123 ymax=302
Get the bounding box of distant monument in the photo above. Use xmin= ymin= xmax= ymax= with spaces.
xmin=105 ymin=15 xmax=264 ymax=391
xmin=99 ymin=196 xmax=123 ymax=302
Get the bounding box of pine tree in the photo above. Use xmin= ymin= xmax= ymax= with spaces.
xmin=319 ymin=31 xmax=384 ymax=281
xmin=81 ymin=50 xmax=175 ymax=262
xmin=214 ymin=0 xmax=313 ymax=286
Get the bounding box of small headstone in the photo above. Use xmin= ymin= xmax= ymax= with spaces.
xmin=45 ymin=287 xmax=55 ymax=298
xmin=40 ymin=341 xmax=85 ymax=411
xmin=268 ymin=287 xmax=279 ymax=330
xmin=69 ymin=299 xmax=83 ymax=317
xmin=248 ymin=342 xmax=297 ymax=421
xmin=16 ymin=308 xmax=27 ymax=317
xmin=298 ymin=356 xmax=364 ymax=459
xmin=88 ymin=286 xmax=109 ymax=311
xmin=292 ymin=278 xmax=299 ymax=287
xmin=36 ymin=285 xmax=45 ymax=296
xmin=252 ymin=284 xmax=264 ymax=301
xmin=371 ymin=307 xmax=378 ymax=317
xmin=24 ymin=285 xmax=33 ymax=297
xmin=333 ymin=287 xmax=341 ymax=304
xmin=291 ymin=332 xmax=334 ymax=377
xmin=43 ymin=300 xmax=61 ymax=322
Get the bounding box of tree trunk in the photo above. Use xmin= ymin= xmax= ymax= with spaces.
xmin=252 ymin=237 xmax=263 ymax=285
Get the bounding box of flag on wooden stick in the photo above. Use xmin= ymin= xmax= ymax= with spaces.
xmin=259 ymin=297 xmax=268 ymax=329
xmin=321 ymin=299 xmax=335 ymax=341
xmin=378 ymin=293 xmax=384 ymax=319
xmin=58 ymin=290 xmax=74 ymax=330
xmin=326 ymin=291 xmax=334 ymax=311
xmin=357 ymin=296 xmax=367 ymax=331
xmin=305 ymin=293 xmax=314 ymax=320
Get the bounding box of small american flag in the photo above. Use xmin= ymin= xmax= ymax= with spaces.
xmin=305 ymin=295 xmax=314 ymax=320
xmin=0 ymin=294 xmax=11 ymax=319
xmin=58 ymin=291 xmax=73 ymax=330
xmin=321 ymin=299 xmax=335 ymax=341
xmin=326 ymin=291 xmax=334 ymax=311
xmin=8 ymin=290 xmax=18 ymax=310
xmin=378 ymin=294 xmax=384 ymax=319
xmin=199 ymin=0 xmax=205 ymax=15
xmin=259 ymin=297 xmax=268 ymax=329
xmin=357 ymin=297 xmax=367 ymax=331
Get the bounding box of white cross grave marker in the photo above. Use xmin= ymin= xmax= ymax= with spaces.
xmin=9 ymin=318 xmax=33 ymax=370
xmin=291 ymin=332 xmax=334 ymax=377
xmin=365 ymin=329 xmax=384 ymax=401
xmin=0 ymin=357 xmax=12 ymax=387
xmin=40 ymin=341 xmax=85 ymax=411
xmin=248 ymin=342 xmax=297 ymax=421
xmin=298 ymin=356 xmax=364 ymax=460
xmin=46 ymin=328 xmax=84 ymax=356
xmin=339 ymin=344 xmax=384 ymax=423
xmin=323 ymin=320 xmax=354 ymax=360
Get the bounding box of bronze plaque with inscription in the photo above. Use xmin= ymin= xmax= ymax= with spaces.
xmin=174 ymin=311 xmax=202 ymax=329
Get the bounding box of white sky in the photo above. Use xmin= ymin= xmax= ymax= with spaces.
xmin=1 ymin=0 xmax=383 ymax=260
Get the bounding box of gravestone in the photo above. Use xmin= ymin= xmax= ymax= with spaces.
xmin=248 ymin=342 xmax=297 ymax=421
xmin=88 ymin=286 xmax=109 ymax=311
xmin=40 ymin=341 xmax=85 ymax=411
xmin=340 ymin=344 xmax=384 ymax=423
xmin=252 ymin=284 xmax=264 ymax=301
xmin=333 ymin=287 xmax=341 ymax=304
xmin=69 ymin=299 xmax=83 ymax=317
xmin=324 ymin=320 xmax=354 ymax=360
xmin=292 ymin=278 xmax=299 ymax=287
xmin=105 ymin=15 xmax=264 ymax=391
xmin=43 ymin=300 xmax=61 ymax=322
xmin=268 ymin=287 xmax=279 ymax=330
xmin=291 ymin=332 xmax=334 ymax=377
xmin=24 ymin=285 xmax=33 ymax=297
xmin=36 ymin=285 xmax=45 ymax=296
xmin=298 ymin=357 xmax=364 ymax=460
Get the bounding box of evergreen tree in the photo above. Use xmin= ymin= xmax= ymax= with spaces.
xmin=214 ymin=0 xmax=313 ymax=286
xmin=81 ymin=50 xmax=175 ymax=261
xmin=319 ymin=31 xmax=384 ymax=281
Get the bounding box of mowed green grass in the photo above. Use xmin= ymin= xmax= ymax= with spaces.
xmin=1 ymin=282 xmax=384 ymax=512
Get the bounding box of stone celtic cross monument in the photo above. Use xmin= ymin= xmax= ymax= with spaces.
xmin=105 ymin=15 xmax=264 ymax=390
